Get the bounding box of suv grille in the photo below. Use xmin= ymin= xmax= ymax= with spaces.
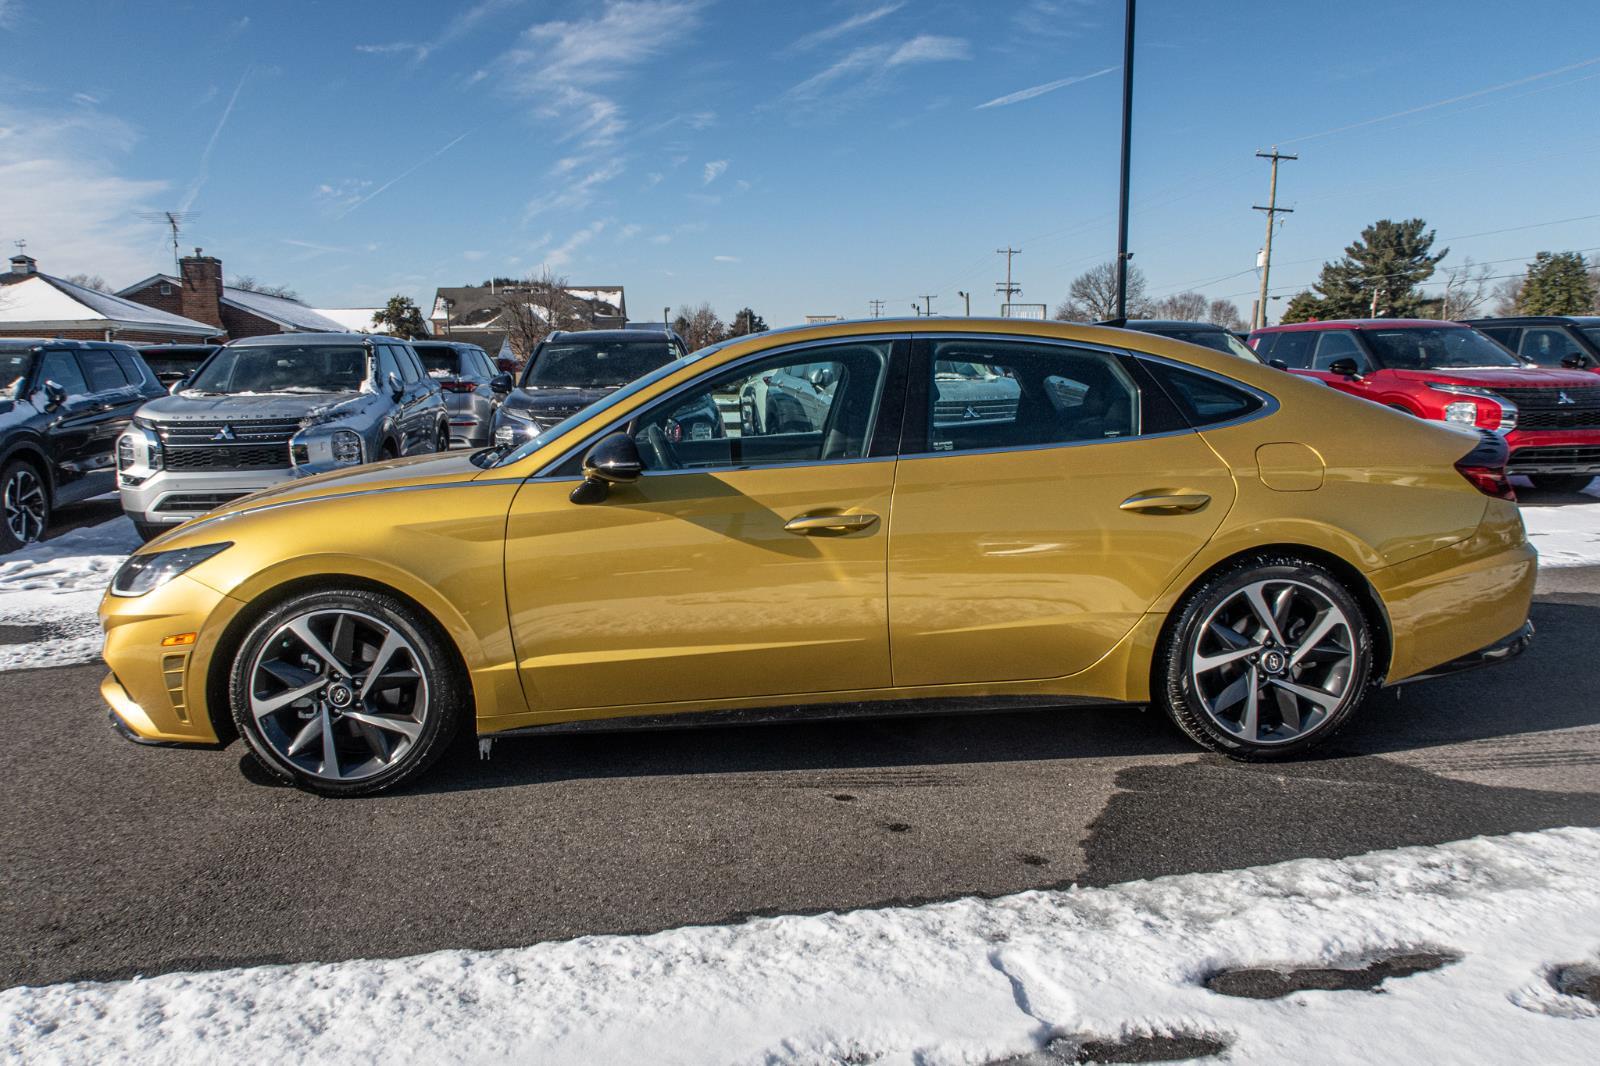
xmin=154 ymin=418 xmax=298 ymax=471
xmin=1494 ymin=386 xmax=1600 ymax=431
xmin=154 ymin=492 xmax=251 ymax=513
xmin=934 ymin=398 xmax=1019 ymax=425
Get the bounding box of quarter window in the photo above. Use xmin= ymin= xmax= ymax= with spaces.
xmin=1141 ymin=361 xmax=1264 ymax=427
xmin=916 ymin=339 xmax=1138 ymax=454
xmin=630 ymin=340 xmax=891 ymax=471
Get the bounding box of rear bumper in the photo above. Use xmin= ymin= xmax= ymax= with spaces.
xmin=1389 ymin=620 xmax=1532 ymax=685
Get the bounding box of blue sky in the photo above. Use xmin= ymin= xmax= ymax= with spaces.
xmin=2 ymin=0 xmax=1599 ymax=325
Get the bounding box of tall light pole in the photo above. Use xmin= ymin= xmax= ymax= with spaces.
xmin=1113 ymin=0 xmax=1136 ymax=324
xmin=957 ymin=290 xmax=971 ymax=315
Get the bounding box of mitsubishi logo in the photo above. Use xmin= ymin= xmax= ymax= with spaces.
xmin=962 ymin=406 xmax=979 ymax=420
xmin=1557 ymin=391 xmax=1576 ymax=406
xmin=211 ymin=425 xmax=237 ymax=442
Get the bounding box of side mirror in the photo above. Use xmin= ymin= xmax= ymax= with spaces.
xmin=387 ymin=371 xmax=405 ymax=399
xmin=42 ymin=380 xmax=67 ymax=409
xmin=1326 ymin=357 xmax=1363 ymax=379
xmin=490 ymin=372 xmax=514 ymax=394
xmin=570 ymin=432 xmax=643 ymax=504
xmin=809 ymin=366 xmax=837 ymax=389
xmin=1268 ymin=358 xmax=1289 ymax=371
xmin=1561 ymin=354 xmax=1590 ymax=370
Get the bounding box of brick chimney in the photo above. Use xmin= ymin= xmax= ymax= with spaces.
xmin=9 ymin=254 xmax=37 ymax=275
xmin=178 ymin=248 xmax=225 ymax=330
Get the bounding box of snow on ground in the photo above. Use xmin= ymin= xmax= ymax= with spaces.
xmin=0 ymin=517 xmax=137 ymax=671
xmin=2 ymin=828 xmax=1597 ymax=1065
xmin=1520 ymin=480 xmax=1600 ymax=568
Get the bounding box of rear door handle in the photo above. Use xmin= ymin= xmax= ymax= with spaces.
xmin=783 ymin=511 xmax=880 ymax=535
xmin=1119 ymin=492 xmax=1211 ymax=515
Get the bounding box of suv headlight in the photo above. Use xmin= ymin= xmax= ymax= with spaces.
xmin=110 ymin=542 xmax=232 ymax=598
xmin=330 ymin=429 xmax=363 ymax=466
xmin=1427 ymin=384 xmax=1516 ymax=431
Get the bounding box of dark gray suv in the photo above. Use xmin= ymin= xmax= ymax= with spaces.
xmin=116 ymin=333 xmax=449 ymax=539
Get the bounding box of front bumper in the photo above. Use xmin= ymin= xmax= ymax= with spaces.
xmin=120 ymin=467 xmax=291 ymax=526
xmin=1505 ymin=430 xmax=1600 ymax=475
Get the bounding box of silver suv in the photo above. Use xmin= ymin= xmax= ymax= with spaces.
xmin=116 ymin=333 xmax=448 ymax=539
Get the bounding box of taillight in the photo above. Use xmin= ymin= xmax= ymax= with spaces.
xmin=1455 ymin=431 xmax=1516 ymax=501
xmin=440 ymin=379 xmax=477 ymax=393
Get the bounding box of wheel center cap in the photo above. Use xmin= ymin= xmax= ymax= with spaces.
xmin=1260 ymin=649 xmax=1288 ymax=675
xmin=326 ymin=682 xmax=354 ymax=709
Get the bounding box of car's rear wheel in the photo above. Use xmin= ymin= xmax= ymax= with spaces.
xmin=1527 ymin=474 xmax=1594 ymax=493
xmin=1 ymin=459 xmax=49 ymax=553
xmin=1158 ymin=556 xmax=1374 ymax=759
xmin=229 ymin=589 xmax=463 ymax=796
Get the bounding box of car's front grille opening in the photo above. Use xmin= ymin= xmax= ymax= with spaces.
xmin=164 ymin=445 xmax=290 ymax=471
xmin=153 ymin=492 xmax=253 ymax=513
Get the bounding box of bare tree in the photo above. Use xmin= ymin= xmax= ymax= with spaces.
xmin=672 ymin=302 xmax=726 ymax=351
xmin=1206 ymin=298 xmax=1247 ymax=331
xmin=1439 ymin=258 xmax=1494 ymax=320
xmin=1053 ymin=261 xmax=1149 ymax=322
xmin=63 ymin=273 xmax=109 ymax=292
xmin=1491 ymin=275 xmax=1524 ymax=316
xmin=229 ymin=275 xmax=301 ymax=301
xmin=1145 ymin=290 xmax=1208 ymax=321
xmin=497 ymin=268 xmax=580 ymax=360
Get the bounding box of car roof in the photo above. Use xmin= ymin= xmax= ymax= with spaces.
xmin=1252 ymin=318 xmax=1465 ymax=333
xmin=1463 ymin=315 xmax=1600 ymax=325
xmin=0 ymin=337 xmax=136 ymax=349
xmin=225 ymin=332 xmax=388 ymax=347
xmin=410 ymin=339 xmax=483 ymax=350
xmin=547 ymin=329 xmax=678 ymax=343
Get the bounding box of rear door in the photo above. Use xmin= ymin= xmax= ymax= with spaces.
xmin=886 ymin=336 xmax=1238 ymax=686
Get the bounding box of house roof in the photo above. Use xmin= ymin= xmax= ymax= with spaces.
xmin=428 ymin=284 xmax=627 ymax=328
xmin=116 ymin=273 xmax=349 ymax=333
xmin=0 ymin=273 xmax=220 ymax=336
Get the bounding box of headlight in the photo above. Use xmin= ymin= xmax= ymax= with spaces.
xmin=1427 ymin=384 xmax=1514 ymax=431
xmin=1443 ymin=401 xmax=1479 ymax=426
xmin=110 ymin=542 xmax=232 ymax=598
xmin=331 ymin=429 xmax=363 ymax=466
xmin=116 ymin=435 xmax=134 ymax=470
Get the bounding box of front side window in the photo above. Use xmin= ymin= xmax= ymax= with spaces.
xmin=37 ymin=350 xmax=89 ymax=397
xmin=1270 ymin=331 xmax=1317 ymax=368
xmin=1362 ymin=327 xmax=1520 ymax=370
xmin=917 ymin=339 xmax=1138 ymax=454
xmin=631 ymin=341 xmax=891 ymax=471
xmin=1518 ymin=327 xmax=1585 ymax=367
xmin=186 ymin=345 xmax=371 ymax=394
xmin=1310 ymin=330 xmax=1366 ymax=370
xmin=391 ymin=344 xmax=423 ymax=383
xmin=524 ymin=338 xmax=676 ymax=389
xmin=1 ymin=347 xmax=35 ymax=398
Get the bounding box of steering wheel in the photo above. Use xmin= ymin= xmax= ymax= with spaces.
xmin=641 ymin=424 xmax=679 ymax=470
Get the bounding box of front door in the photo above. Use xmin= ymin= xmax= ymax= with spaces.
xmin=887 ymin=336 xmax=1237 ymax=687
xmin=504 ymin=337 xmax=904 ymax=717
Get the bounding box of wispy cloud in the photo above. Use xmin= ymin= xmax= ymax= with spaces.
xmin=334 ymin=129 xmax=474 ymax=218
xmin=0 ymin=0 xmax=21 ymax=31
xmin=542 ymin=220 xmax=607 ymax=269
xmin=524 ymin=158 xmax=625 ymax=220
xmin=71 ymin=92 xmax=100 ymax=106
xmin=713 ymin=254 xmax=739 ymax=262
xmin=788 ymin=2 xmax=904 ymax=52
xmin=702 ymin=159 xmax=727 ymax=185
xmin=179 ymin=66 xmax=250 ymax=213
xmin=358 ymin=0 xmax=524 ymax=63
xmin=975 ymin=65 xmax=1117 ymax=109
xmin=1013 ymin=0 xmax=1098 ymax=41
xmin=786 ymin=34 xmax=969 ymax=106
xmin=223 ymin=15 xmax=250 ymax=40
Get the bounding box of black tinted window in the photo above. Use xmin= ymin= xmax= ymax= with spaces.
xmin=1143 ymin=361 xmax=1264 ymax=427
xmin=919 ymin=340 xmax=1139 ymax=454
xmin=392 ymin=344 xmax=423 ymax=383
xmin=414 ymin=346 xmax=460 ymax=376
xmin=37 ymin=350 xmax=89 ymax=396
xmin=1270 ymin=332 xmax=1317 ymax=368
xmin=78 ymin=349 xmax=128 ymax=392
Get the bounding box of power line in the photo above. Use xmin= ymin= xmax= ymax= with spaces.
xmin=1252 ymin=148 xmax=1296 ymax=328
xmin=868 ymin=299 xmax=884 ymax=318
xmin=995 ymin=247 xmax=1022 ymax=310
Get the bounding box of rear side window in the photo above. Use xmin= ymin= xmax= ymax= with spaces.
xmin=78 ymin=349 xmax=129 ymax=392
xmin=111 ymin=347 xmax=158 ymax=388
xmin=1269 ymin=331 xmax=1317 ymax=368
xmin=1142 ymin=360 xmax=1265 ymax=427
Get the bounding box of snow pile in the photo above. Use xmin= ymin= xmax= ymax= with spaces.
xmin=0 ymin=518 xmax=137 ymax=671
xmin=1521 ymin=481 xmax=1600 ymax=568
xmin=3 ymin=828 xmax=1597 ymax=1065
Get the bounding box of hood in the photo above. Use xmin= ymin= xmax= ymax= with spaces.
xmin=0 ymin=396 xmax=34 ymax=430
xmin=138 ymin=390 xmax=365 ymax=423
xmin=1387 ymin=367 xmax=1600 ymax=389
xmin=502 ymin=384 xmax=614 ymax=421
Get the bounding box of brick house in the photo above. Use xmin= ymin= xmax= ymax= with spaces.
xmin=428 ymin=282 xmax=627 ymax=359
xmin=117 ymin=249 xmax=347 ymax=340
xmin=0 ymin=254 xmax=221 ymax=343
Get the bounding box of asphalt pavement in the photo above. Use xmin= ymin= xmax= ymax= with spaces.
xmin=2 ymin=556 xmax=1597 ymax=990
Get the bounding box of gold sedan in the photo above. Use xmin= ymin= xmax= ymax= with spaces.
xmin=99 ymin=319 xmax=1535 ymax=795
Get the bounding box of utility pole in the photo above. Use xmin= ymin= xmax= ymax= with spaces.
xmin=917 ymin=294 xmax=937 ymax=316
xmin=957 ymin=290 xmax=971 ymax=315
xmin=995 ymin=247 xmax=1022 ymax=312
xmin=1113 ymin=0 xmax=1136 ymax=324
xmin=869 ymin=299 xmax=884 ymax=319
xmin=1252 ymin=147 xmax=1296 ymax=329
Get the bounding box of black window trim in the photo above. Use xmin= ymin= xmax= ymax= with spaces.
xmin=532 ymin=335 xmax=914 ymax=480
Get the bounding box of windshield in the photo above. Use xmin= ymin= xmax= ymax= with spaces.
xmin=0 ymin=347 xmax=34 ymax=398
xmin=524 ymin=339 xmax=674 ymax=389
xmin=185 ymin=345 xmax=372 ymax=394
xmin=413 ymin=346 xmax=460 ymax=376
xmin=1361 ymin=327 xmax=1521 ymax=370
xmin=1154 ymin=328 xmax=1260 ymax=362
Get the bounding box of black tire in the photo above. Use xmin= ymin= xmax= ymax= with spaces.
xmin=380 ymin=440 xmax=399 ymax=460
xmin=1527 ymin=474 xmax=1594 ymax=493
xmin=436 ymin=424 xmax=451 ymax=452
xmin=133 ymin=519 xmax=167 ymax=543
xmin=0 ymin=457 xmax=50 ymax=553
xmin=1156 ymin=554 xmax=1376 ymax=760
xmin=229 ymin=588 xmax=464 ymax=796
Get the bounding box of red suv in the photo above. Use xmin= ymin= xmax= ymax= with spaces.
xmin=1249 ymin=319 xmax=1600 ymax=492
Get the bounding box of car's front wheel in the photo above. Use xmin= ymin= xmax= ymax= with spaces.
xmin=0 ymin=459 xmax=49 ymax=553
xmin=1157 ymin=556 xmax=1375 ymax=759
xmin=229 ymin=588 xmax=463 ymax=796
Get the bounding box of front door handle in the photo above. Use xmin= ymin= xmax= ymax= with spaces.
xmin=1119 ymin=492 xmax=1211 ymax=515
xmin=783 ymin=511 xmax=880 ymax=535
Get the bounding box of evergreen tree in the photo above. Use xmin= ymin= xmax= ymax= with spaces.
xmin=1518 ymin=251 xmax=1597 ymax=315
xmin=1305 ymin=218 xmax=1445 ymax=318
xmin=1278 ymin=291 xmax=1325 ymax=324
xmin=371 ymin=295 xmax=429 ymax=339
xmin=727 ymin=307 xmax=768 ymax=337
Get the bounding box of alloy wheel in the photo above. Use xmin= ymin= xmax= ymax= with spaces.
xmin=247 ymin=608 xmax=430 ymax=783
xmin=3 ymin=467 xmax=46 ymax=545
xmin=1188 ymin=578 xmax=1357 ymax=746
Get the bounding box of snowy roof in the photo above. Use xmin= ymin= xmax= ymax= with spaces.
xmin=0 ymin=274 xmax=219 ymax=336
xmin=309 ymin=308 xmax=432 ymax=335
xmin=219 ymin=287 xmax=349 ymax=332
